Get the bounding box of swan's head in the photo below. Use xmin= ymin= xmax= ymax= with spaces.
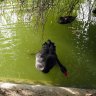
xmin=60 ymin=64 xmax=68 ymax=77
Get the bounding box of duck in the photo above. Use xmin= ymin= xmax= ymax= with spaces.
xmin=58 ymin=16 xmax=76 ymax=24
xmin=35 ymin=40 xmax=68 ymax=76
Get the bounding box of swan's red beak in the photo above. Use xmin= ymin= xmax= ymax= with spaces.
xmin=64 ymin=71 xmax=68 ymax=77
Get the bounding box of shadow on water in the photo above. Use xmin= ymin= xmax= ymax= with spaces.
xmin=0 ymin=0 xmax=96 ymax=88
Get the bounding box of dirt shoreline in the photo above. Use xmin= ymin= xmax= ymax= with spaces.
xmin=0 ymin=82 xmax=96 ymax=96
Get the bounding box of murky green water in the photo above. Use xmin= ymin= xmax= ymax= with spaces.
xmin=0 ymin=0 xmax=96 ymax=88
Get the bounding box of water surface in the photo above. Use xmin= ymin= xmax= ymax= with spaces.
xmin=0 ymin=0 xmax=96 ymax=88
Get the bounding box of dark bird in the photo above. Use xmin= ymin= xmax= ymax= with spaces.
xmin=92 ymin=8 xmax=96 ymax=14
xmin=35 ymin=40 xmax=68 ymax=77
xmin=58 ymin=16 xmax=76 ymax=24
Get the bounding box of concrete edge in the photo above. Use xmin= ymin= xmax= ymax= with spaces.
xmin=0 ymin=82 xmax=96 ymax=96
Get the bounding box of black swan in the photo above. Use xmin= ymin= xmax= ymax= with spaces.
xmin=92 ymin=8 xmax=96 ymax=14
xmin=35 ymin=40 xmax=68 ymax=76
xmin=58 ymin=16 xmax=76 ymax=24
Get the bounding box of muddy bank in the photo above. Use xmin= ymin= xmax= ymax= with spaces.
xmin=0 ymin=82 xmax=96 ymax=96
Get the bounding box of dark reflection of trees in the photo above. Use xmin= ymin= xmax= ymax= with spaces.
xmin=1 ymin=0 xmax=96 ymax=25
xmin=0 ymin=0 xmax=80 ymax=25
xmin=0 ymin=0 xmax=95 ymax=41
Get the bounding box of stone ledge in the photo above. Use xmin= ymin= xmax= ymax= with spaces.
xmin=0 ymin=82 xmax=96 ymax=96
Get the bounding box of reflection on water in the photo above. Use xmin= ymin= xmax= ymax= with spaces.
xmin=77 ymin=0 xmax=96 ymax=23
xmin=73 ymin=0 xmax=96 ymax=54
xmin=0 ymin=0 xmax=96 ymax=88
xmin=70 ymin=0 xmax=96 ymax=88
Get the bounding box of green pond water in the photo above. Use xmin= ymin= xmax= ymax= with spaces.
xmin=0 ymin=0 xmax=96 ymax=88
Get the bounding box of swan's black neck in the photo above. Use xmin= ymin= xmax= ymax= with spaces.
xmin=56 ymin=57 xmax=67 ymax=76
